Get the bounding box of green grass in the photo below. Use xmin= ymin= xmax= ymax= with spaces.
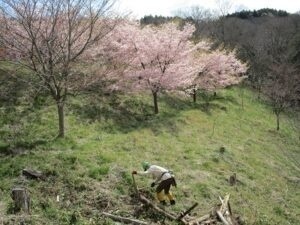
xmin=0 ymin=81 xmax=299 ymax=224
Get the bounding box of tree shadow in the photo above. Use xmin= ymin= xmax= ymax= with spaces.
xmin=71 ymin=90 xmax=238 ymax=135
xmin=71 ymin=92 xmax=183 ymax=135
xmin=0 ymin=139 xmax=49 ymax=156
xmin=211 ymin=94 xmax=240 ymax=105
xmin=0 ymin=67 xmax=28 ymax=107
xmin=160 ymin=92 xmax=230 ymax=116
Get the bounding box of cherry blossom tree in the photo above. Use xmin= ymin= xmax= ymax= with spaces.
xmin=0 ymin=0 xmax=117 ymax=137
xmin=95 ymin=21 xmax=247 ymax=111
xmin=102 ymin=21 xmax=205 ymax=114
xmin=189 ymin=49 xmax=248 ymax=102
xmin=265 ymin=64 xmax=298 ymax=130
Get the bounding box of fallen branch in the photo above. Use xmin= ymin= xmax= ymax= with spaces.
xmin=187 ymin=214 xmax=211 ymax=225
xmin=187 ymin=194 xmax=240 ymax=225
xmin=102 ymin=212 xmax=148 ymax=225
xmin=219 ymin=194 xmax=230 ymax=214
xmin=217 ymin=194 xmax=236 ymax=225
xmin=22 ymin=169 xmax=44 ymax=180
xmin=139 ymin=195 xmax=178 ymax=221
xmin=177 ymin=203 xmax=198 ymax=221
xmin=216 ymin=210 xmax=230 ymax=225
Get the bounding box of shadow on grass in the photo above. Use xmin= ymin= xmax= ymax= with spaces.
xmin=71 ymin=92 xmax=180 ymax=135
xmin=160 ymin=92 xmax=230 ymax=115
xmin=71 ymin=91 xmax=237 ymax=134
xmin=0 ymin=62 xmax=40 ymax=108
xmin=0 ymin=102 xmax=58 ymax=154
xmin=0 ymin=139 xmax=49 ymax=156
xmin=212 ymin=93 xmax=240 ymax=105
xmin=0 ymin=68 xmax=27 ymax=107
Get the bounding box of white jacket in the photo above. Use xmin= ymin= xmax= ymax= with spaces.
xmin=138 ymin=165 xmax=172 ymax=184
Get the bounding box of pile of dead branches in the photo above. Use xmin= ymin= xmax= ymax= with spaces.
xmin=102 ymin=192 xmax=242 ymax=225
xmin=186 ymin=194 xmax=241 ymax=225
xmin=101 ymin=174 xmax=242 ymax=224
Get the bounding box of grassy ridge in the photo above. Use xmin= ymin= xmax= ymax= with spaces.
xmin=0 ymin=85 xmax=299 ymax=225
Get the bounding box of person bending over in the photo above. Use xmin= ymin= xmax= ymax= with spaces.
xmin=132 ymin=161 xmax=176 ymax=205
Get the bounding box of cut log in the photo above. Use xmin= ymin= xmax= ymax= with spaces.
xmin=102 ymin=212 xmax=148 ymax=225
xmin=22 ymin=169 xmax=44 ymax=180
xmin=11 ymin=187 xmax=30 ymax=213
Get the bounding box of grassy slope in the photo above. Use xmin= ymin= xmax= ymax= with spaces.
xmin=0 ymin=83 xmax=299 ymax=225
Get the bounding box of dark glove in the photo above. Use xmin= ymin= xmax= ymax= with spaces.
xmin=151 ymin=182 xmax=156 ymax=187
xmin=132 ymin=171 xmax=137 ymax=175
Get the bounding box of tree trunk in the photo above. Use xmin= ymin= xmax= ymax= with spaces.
xmin=152 ymin=91 xmax=159 ymax=114
xmin=193 ymin=88 xmax=197 ymax=103
xmin=11 ymin=187 xmax=30 ymax=214
xmin=57 ymin=101 xmax=65 ymax=138
xmin=257 ymin=85 xmax=261 ymax=100
xmin=276 ymin=112 xmax=280 ymax=131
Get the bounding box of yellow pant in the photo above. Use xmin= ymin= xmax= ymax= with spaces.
xmin=155 ymin=177 xmax=176 ymax=203
xmin=157 ymin=190 xmax=175 ymax=202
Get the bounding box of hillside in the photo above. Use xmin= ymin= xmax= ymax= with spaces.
xmin=0 ymin=84 xmax=299 ymax=224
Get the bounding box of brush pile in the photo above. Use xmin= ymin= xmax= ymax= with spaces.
xmin=102 ymin=193 xmax=243 ymax=225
